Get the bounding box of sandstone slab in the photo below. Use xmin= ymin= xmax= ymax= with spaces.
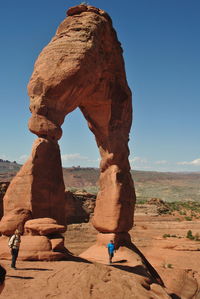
xmin=24 ymin=218 xmax=66 ymax=236
xmin=0 ymin=208 xmax=32 ymax=236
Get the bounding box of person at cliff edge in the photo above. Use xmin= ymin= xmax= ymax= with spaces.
xmin=8 ymin=229 xmax=21 ymax=269
xmin=107 ymin=240 xmax=115 ymax=264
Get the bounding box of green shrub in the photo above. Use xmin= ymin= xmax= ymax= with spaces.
xmin=69 ymin=187 xmax=78 ymax=193
xmin=163 ymin=233 xmax=171 ymax=238
xmin=175 ymin=218 xmax=181 ymax=221
xmin=136 ymin=199 xmax=147 ymax=204
xmin=186 ymin=230 xmax=195 ymax=240
xmin=167 ymin=264 xmax=173 ymax=269
xmin=179 ymin=211 xmax=186 ymax=215
xmin=185 ymin=216 xmax=192 ymax=221
xmin=163 ymin=234 xmax=179 ymax=238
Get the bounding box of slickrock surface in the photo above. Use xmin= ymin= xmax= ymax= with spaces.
xmin=1 ymin=260 xmax=171 ymax=299
xmin=1 ymin=214 xmax=200 ymax=298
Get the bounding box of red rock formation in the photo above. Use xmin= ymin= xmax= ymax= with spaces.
xmin=0 ymin=217 xmax=68 ymax=261
xmin=24 ymin=218 xmax=66 ymax=236
xmin=3 ymin=138 xmax=66 ymax=224
xmin=0 ymin=208 xmax=32 ymax=236
xmin=3 ymin=4 xmax=136 ymax=238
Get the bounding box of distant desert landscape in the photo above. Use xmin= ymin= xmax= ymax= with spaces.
xmin=1 ymin=160 xmax=200 ymax=202
xmin=1 ymin=161 xmax=200 ymax=298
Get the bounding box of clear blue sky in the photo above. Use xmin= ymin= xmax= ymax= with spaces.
xmin=0 ymin=0 xmax=200 ymax=172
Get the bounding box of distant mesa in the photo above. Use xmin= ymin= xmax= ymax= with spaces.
xmin=0 ymin=159 xmax=16 ymax=163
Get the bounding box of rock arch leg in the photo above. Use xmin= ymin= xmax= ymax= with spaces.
xmin=82 ymin=105 xmax=135 ymax=233
xmin=3 ymin=138 xmax=67 ymax=224
xmin=80 ymin=84 xmax=136 ymax=235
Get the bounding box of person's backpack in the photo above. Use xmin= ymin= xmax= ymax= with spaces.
xmin=8 ymin=235 xmax=15 ymax=248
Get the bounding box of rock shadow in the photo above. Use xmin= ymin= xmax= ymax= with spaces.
xmin=61 ymin=247 xmax=92 ymax=264
xmin=64 ymin=254 xmax=92 ymax=264
xmin=170 ymin=294 xmax=181 ymax=299
xmin=126 ymin=242 xmax=165 ymax=287
xmin=111 ymin=264 xmax=150 ymax=278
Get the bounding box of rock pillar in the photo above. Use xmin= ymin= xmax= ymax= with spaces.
xmin=3 ymin=138 xmax=66 ymax=224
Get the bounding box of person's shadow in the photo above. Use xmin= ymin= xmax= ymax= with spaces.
xmin=112 ymin=259 xmax=127 ymax=264
xmin=6 ymin=274 xmax=34 ymax=280
xmin=16 ymin=267 xmax=53 ymax=271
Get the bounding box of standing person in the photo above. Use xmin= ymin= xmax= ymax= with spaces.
xmin=8 ymin=229 xmax=21 ymax=269
xmin=107 ymin=240 xmax=115 ymax=264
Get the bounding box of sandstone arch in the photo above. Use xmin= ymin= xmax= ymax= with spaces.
xmin=3 ymin=5 xmax=136 ymax=235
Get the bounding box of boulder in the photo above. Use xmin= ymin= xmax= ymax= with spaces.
xmin=24 ymin=218 xmax=66 ymax=236
xmin=0 ymin=208 xmax=32 ymax=236
xmin=0 ymin=235 xmax=66 ymax=261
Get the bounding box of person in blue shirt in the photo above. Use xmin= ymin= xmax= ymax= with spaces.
xmin=107 ymin=240 xmax=115 ymax=264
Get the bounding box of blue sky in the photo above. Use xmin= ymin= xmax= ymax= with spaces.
xmin=0 ymin=0 xmax=199 ymax=172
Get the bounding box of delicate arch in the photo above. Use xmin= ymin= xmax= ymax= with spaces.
xmin=4 ymin=5 xmax=136 ymax=233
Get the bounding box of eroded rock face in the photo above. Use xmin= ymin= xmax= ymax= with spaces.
xmin=3 ymin=138 xmax=66 ymax=224
xmin=3 ymin=4 xmax=136 ymax=233
xmin=0 ymin=208 xmax=32 ymax=236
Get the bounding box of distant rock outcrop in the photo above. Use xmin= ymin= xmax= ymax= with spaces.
xmin=64 ymin=190 xmax=96 ymax=224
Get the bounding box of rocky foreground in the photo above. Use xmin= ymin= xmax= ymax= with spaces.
xmin=1 ymin=209 xmax=200 ymax=298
